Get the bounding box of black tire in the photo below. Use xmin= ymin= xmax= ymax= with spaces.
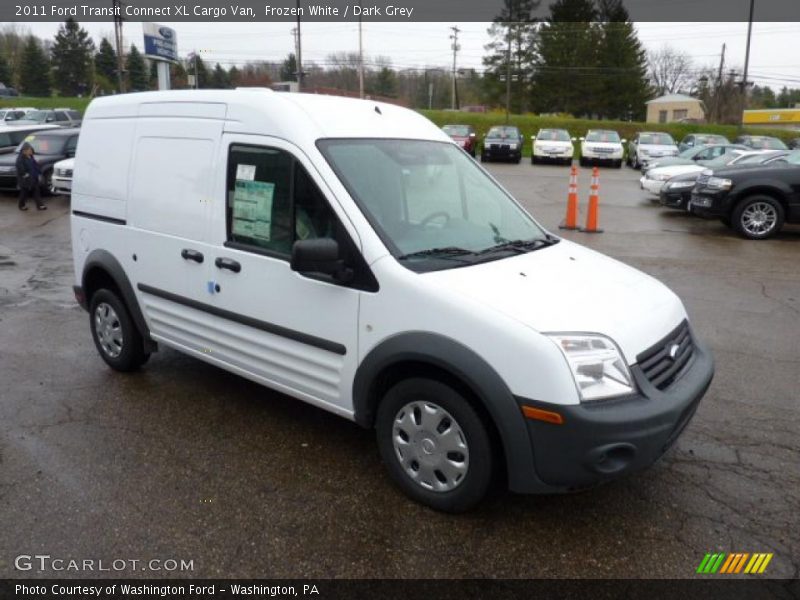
xmin=470 ymin=149 xmax=476 ymax=158
xmin=375 ymin=378 xmax=494 ymax=513
xmin=480 ymin=153 xmax=487 ymax=163
xmin=41 ymin=169 xmax=53 ymax=196
xmin=614 ymin=159 xmax=622 ymax=169
xmin=632 ymin=154 xmax=640 ymax=170
xmin=514 ymin=156 xmax=521 ymax=164
xmin=89 ymin=288 xmax=148 ymax=372
xmin=732 ymin=195 xmax=785 ymax=240
xmin=579 ymin=156 xmax=587 ymax=167
xmin=531 ymin=155 xmax=538 ymax=165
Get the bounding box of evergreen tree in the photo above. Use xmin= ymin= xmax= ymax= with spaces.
xmin=482 ymin=0 xmax=539 ymax=113
xmin=531 ymin=0 xmax=600 ymax=116
xmin=126 ymin=44 xmax=148 ymax=91
xmin=280 ymin=53 xmax=297 ymax=82
xmin=596 ymin=0 xmax=649 ymax=120
xmin=0 ymin=53 xmax=11 ymax=85
xmin=186 ymin=54 xmax=209 ymax=88
xmin=211 ymin=63 xmax=230 ymax=88
xmin=95 ymin=37 xmax=117 ymax=84
xmin=373 ymin=66 xmax=397 ymax=97
xmin=19 ymin=36 xmax=51 ymax=96
xmin=51 ymin=18 xmax=95 ymax=96
xmin=228 ymin=65 xmax=240 ymax=87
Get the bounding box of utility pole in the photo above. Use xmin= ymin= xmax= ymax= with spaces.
xmin=505 ymin=24 xmax=512 ymax=123
xmin=358 ymin=6 xmax=364 ymax=98
xmin=740 ymin=0 xmax=755 ymax=124
xmin=713 ymin=43 xmax=726 ymax=123
xmin=112 ymin=0 xmax=125 ymax=93
xmin=295 ymin=0 xmax=303 ymax=90
xmin=449 ymin=26 xmax=460 ymax=111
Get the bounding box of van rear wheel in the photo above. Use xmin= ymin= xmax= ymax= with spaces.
xmin=375 ymin=378 xmax=493 ymax=513
xmin=89 ymin=289 xmax=148 ymax=372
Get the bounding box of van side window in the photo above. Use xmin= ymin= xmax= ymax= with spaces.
xmin=226 ymin=144 xmax=335 ymax=256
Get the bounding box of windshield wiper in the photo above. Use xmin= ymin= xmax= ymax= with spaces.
xmin=477 ymin=237 xmax=559 ymax=256
xmin=397 ymin=246 xmax=476 ymax=261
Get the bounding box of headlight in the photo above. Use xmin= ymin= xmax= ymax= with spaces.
xmin=547 ymin=334 xmax=636 ymax=402
xmin=667 ymin=180 xmax=696 ymax=189
xmin=639 ymin=148 xmax=649 ymax=156
xmin=707 ymin=176 xmax=732 ymax=190
xmin=654 ymin=173 xmax=672 ymax=181
xmin=509 ymin=143 xmax=518 ymax=150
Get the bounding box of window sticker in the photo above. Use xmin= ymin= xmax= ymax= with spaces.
xmin=232 ymin=179 xmax=276 ymax=241
xmin=235 ymin=163 xmax=256 ymax=181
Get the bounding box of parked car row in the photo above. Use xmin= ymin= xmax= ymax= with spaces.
xmin=441 ymin=124 xmax=791 ymax=172
xmin=0 ymin=107 xmax=82 ymax=127
xmin=640 ymin=145 xmax=800 ymax=239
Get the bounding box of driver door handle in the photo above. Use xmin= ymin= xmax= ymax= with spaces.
xmin=181 ymin=248 xmax=204 ymax=263
xmin=215 ymin=257 xmax=241 ymax=273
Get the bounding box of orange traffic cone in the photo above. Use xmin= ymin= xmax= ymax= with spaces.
xmin=559 ymin=164 xmax=580 ymax=230
xmin=581 ymin=167 xmax=604 ymax=233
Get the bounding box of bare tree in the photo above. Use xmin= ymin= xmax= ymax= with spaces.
xmin=647 ymin=46 xmax=694 ymax=96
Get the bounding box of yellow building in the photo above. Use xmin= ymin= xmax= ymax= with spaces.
xmin=646 ymin=94 xmax=706 ymax=124
xmin=742 ymin=108 xmax=800 ymax=131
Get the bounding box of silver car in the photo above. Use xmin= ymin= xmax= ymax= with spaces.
xmin=628 ymin=132 xmax=678 ymax=170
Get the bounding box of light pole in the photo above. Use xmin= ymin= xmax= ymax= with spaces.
xmin=740 ymin=0 xmax=755 ymax=128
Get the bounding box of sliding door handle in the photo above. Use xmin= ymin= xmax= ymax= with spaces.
xmin=215 ymin=257 xmax=241 ymax=273
xmin=181 ymin=249 xmax=204 ymax=263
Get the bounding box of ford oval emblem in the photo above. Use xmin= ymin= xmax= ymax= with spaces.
xmin=159 ymin=27 xmax=174 ymax=39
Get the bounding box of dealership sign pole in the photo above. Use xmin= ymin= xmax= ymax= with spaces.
xmin=142 ymin=23 xmax=178 ymax=91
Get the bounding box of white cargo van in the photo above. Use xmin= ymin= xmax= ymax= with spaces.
xmin=71 ymin=90 xmax=714 ymax=512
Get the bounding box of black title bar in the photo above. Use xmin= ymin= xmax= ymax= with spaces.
xmin=5 ymin=0 xmax=800 ymax=22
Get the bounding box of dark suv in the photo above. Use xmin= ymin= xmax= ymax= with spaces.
xmin=0 ymin=127 xmax=79 ymax=192
xmin=690 ymin=150 xmax=800 ymax=239
xmin=481 ymin=126 xmax=524 ymax=163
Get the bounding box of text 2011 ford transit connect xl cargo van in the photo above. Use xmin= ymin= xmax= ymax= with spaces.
xmin=71 ymin=90 xmax=714 ymax=512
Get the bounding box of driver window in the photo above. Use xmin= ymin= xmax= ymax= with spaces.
xmin=226 ymin=144 xmax=336 ymax=256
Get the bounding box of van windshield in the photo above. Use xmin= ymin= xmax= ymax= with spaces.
xmin=318 ymin=139 xmax=553 ymax=272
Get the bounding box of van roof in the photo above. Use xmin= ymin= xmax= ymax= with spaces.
xmin=84 ymin=89 xmax=448 ymax=145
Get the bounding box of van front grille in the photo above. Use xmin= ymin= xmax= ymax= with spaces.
xmin=637 ymin=320 xmax=694 ymax=390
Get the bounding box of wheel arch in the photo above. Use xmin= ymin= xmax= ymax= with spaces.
xmin=732 ymin=184 xmax=790 ymax=212
xmin=81 ymin=249 xmax=156 ymax=353
xmin=353 ymin=332 xmax=544 ymax=493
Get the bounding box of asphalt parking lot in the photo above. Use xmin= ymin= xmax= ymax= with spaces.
xmin=0 ymin=163 xmax=798 ymax=580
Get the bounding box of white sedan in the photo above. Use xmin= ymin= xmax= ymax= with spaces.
xmin=51 ymin=157 xmax=74 ymax=195
xmin=640 ymin=163 xmax=705 ymax=195
xmin=531 ymin=128 xmax=574 ymax=165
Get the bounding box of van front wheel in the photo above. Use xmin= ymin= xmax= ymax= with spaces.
xmin=376 ymin=378 xmax=493 ymax=513
xmin=89 ymin=289 xmax=148 ymax=372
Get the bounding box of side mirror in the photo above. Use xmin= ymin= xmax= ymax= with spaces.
xmin=621 ymin=139 xmax=627 ymax=144
xmin=579 ymin=137 xmax=585 ymax=141
xmin=291 ymin=238 xmax=352 ymax=282
xmin=469 ymin=132 xmax=476 ymax=138
xmin=571 ymin=137 xmax=577 ymax=142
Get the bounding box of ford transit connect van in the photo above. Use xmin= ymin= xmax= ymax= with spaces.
xmin=71 ymin=90 xmax=714 ymax=512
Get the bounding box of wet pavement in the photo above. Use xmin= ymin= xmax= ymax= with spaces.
xmin=0 ymin=164 xmax=798 ymax=580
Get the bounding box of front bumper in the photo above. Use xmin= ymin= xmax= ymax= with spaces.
xmin=660 ymin=187 xmax=692 ymax=210
xmin=483 ymin=144 xmax=521 ymax=161
xmin=640 ymin=177 xmax=665 ymax=195
xmin=515 ymin=330 xmax=714 ymax=491
xmin=51 ymin=176 xmax=72 ymax=195
xmin=689 ymin=190 xmax=730 ymax=217
xmin=583 ymin=152 xmax=622 ymax=163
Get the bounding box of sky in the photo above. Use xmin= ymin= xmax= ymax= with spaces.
xmin=17 ymin=20 xmax=800 ymax=91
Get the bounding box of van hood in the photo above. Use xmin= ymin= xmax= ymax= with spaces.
xmin=424 ymin=240 xmax=686 ymax=363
